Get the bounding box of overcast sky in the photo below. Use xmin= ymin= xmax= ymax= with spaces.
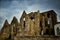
xmin=0 ymin=0 xmax=60 ymax=29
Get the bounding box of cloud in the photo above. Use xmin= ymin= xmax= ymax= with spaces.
xmin=0 ymin=0 xmax=13 ymax=8
xmin=0 ymin=0 xmax=60 ymax=30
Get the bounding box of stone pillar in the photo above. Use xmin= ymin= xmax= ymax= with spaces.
xmin=29 ymin=20 xmax=35 ymax=36
xmin=42 ymin=16 xmax=46 ymax=35
xmin=24 ymin=15 xmax=31 ymax=36
xmin=20 ymin=11 xmax=27 ymax=36
xmin=45 ymin=14 xmax=49 ymax=35
xmin=20 ymin=18 xmax=26 ymax=36
xmin=11 ymin=25 xmax=14 ymax=40
xmin=35 ymin=11 xmax=40 ymax=35
xmin=49 ymin=15 xmax=54 ymax=35
xmin=16 ymin=25 xmax=23 ymax=36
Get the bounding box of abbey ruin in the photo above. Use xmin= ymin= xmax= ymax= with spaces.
xmin=0 ymin=10 xmax=60 ymax=40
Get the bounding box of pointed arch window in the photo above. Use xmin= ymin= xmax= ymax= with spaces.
xmin=13 ymin=24 xmax=15 ymax=27
xmin=48 ymin=18 xmax=50 ymax=24
xmin=47 ymin=13 xmax=50 ymax=18
xmin=23 ymin=18 xmax=25 ymax=29
xmin=23 ymin=18 xmax=25 ymax=21
xmin=41 ymin=30 xmax=43 ymax=35
xmin=57 ymin=27 xmax=60 ymax=35
xmin=30 ymin=17 xmax=34 ymax=21
xmin=47 ymin=13 xmax=50 ymax=24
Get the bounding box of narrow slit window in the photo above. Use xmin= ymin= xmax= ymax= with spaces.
xmin=24 ymin=21 xmax=25 ymax=28
xmin=47 ymin=13 xmax=50 ymax=18
xmin=13 ymin=24 xmax=15 ymax=27
xmin=41 ymin=30 xmax=43 ymax=35
xmin=46 ymin=29 xmax=49 ymax=34
xmin=30 ymin=17 xmax=34 ymax=20
xmin=30 ymin=17 xmax=34 ymax=21
xmin=23 ymin=18 xmax=25 ymax=29
xmin=40 ymin=21 xmax=42 ymax=27
xmin=23 ymin=18 xmax=25 ymax=21
xmin=48 ymin=18 xmax=50 ymax=24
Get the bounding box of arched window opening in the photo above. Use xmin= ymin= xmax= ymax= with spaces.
xmin=40 ymin=21 xmax=42 ymax=27
xmin=30 ymin=17 xmax=34 ymax=20
xmin=24 ymin=21 xmax=25 ymax=28
xmin=48 ymin=18 xmax=50 ymax=24
xmin=41 ymin=30 xmax=43 ymax=35
xmin=46 ymin=29 xmax=49 ymax=35
xmin=23 ymin=18 xmax=25 ymax=21
xmin=47 ymin=13 xmax=50 ymax=25
xmin=30 ymin=17 xmax=34 ymax=21
xmin=57 ymin=27 xmax=60 ymax=35
xmin=23 ymin=18 xmax=25 ymax=29
xmin=13 ymin=24 xmax=15 ymax=27
xmin=47 ymin=13 xmax=50 ymax=18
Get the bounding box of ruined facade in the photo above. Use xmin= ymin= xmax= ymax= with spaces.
xmin=0 ymin=10 xmax=60 ymax=40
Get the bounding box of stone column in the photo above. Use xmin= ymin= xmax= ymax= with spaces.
xmin=30 ymin=20 xmax=35 ymax=36
xmin=35 ymin=11 xmax=40 ymax=36
xmin=24 ymin=15 xmax=31 ymax=36
xmin=42 ymin=15 xmax=48 ymax=35
xmin=11 ymin=25 xmax=14 ymax=40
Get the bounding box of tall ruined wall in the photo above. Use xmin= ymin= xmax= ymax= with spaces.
xmin=40 ymin=10 xmax=57 ymax=35
xmin=0 ymin=10 xmax=59 ymax=40
xmin=0 ymin=20 xmax=10 ymax=40
xmin=14 ymin=10 xmax=57 ymax=36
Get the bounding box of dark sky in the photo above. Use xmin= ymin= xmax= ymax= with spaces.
xmin=0 ymin=0 xmax=60 ymax=29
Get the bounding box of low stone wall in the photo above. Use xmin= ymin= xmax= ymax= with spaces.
xmin=14 ymin=35 xmax=60 ymax=40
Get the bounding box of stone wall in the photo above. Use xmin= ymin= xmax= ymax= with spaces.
xmin=14 ymin=35 xmax=60 ymax=40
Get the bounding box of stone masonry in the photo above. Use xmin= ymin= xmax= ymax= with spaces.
xmin=0 ymin=10 xmax=60 ymax=40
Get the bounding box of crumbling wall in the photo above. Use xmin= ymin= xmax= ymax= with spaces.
xmin=14 ymin=36 xmax=60 ymax=40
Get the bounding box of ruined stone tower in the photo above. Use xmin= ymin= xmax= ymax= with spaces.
xmin=0 ymin=10 xmax=60 ymax=40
